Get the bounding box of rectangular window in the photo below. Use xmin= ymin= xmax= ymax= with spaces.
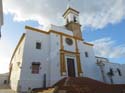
xmin=36 ymin=42 xmax=41 ymax=49
xmin=32 ymin=63 xmax=40 ymax=74
xmin=110 ymin=68 xmax=114 ymax=76
xmin=117 ymin=68 xmax=122 ymax=76
xmin=85 ymin=52 xmax=88 ymax=57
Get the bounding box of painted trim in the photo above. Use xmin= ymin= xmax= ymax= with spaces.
xmin=63 ymin=7 xmax=79 ymax=17
xmin=60 ymin=49 xmax=83 ymax=77
xmin=59 ymin=35 xmax=83 ymax=76
xmin=76 ymin=54 xmax=83 ymax=76
xmin=60 ymin=35 xmax=63 ymax=50
xmin=75 ymin=38 xmax=83 ymax=76
xmin=84 ymin=42 xmax=94 ymax=46
xmin=75 ymin=39 xmax=79 ymax=53
xmin=60 ymin=52 xmax=66 ymax=76
xmin=60 ymin=49 xmax=80 ymax=55
xmin=25 ymin=25 xmax=83 ymax=41
xmin=25 ymin=26 xmax=49 ymax=34
xmin=25 ymin=25 xmax=83 ymax=76
xmin=60 ymin=35 xmax=66 ymax=76
xmin=50 ymin=30 xmax=83 ymax=41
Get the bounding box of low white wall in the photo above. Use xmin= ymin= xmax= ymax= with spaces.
xmin=0 ymin=73 xmax=8 ymax=86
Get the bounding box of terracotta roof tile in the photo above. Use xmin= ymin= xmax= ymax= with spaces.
xmin=32 ymin=77 xmax=125 ymax=93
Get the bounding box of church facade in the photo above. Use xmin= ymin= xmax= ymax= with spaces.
xmin=9 ymin=7 xmax=125 ymax=92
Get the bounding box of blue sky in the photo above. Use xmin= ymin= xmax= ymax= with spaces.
xmin=83 ymin=20 xmax=125 ymax=64
xmin=83 ymin=19 xmax=125 ymax=43
xmin=0 ymin=14 xmax=39 ymax=73
xmin=0 ymin=0 xmax=125 ymax=73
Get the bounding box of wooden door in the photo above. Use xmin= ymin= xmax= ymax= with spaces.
xmin=67 ymin=58 xmax=76 ymax=77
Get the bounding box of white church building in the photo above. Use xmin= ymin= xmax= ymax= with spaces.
xmin=9 ymin=6 xmax=125 ymax=92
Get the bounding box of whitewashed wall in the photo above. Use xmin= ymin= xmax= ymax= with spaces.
xmin=103 ymin=62 xmax=125 ymax=84
xmin=96 ymin=57 xmax=125 ymax=84
xmin=19 ymin=30 xmax=50 ymax=92
xmin=10 ymin=26 xmax=125 ymax=92
xmin=79 ymin=42 xmax=102 ymax=81
xmin=10 ymin=36 xmax=25 ymax=91
xmin=49 ymin=33 xmax=62 ymax=86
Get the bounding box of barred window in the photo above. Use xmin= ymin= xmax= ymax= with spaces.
xmin=117 ymin=68 xmax=122 ymax=76
xmin=32 ymin=62 xmax=40 ymax=74
xmin=85 ymin=52 xmax=89 ymax=57
xmin=36 ymin=42 xmax=41 ymax=49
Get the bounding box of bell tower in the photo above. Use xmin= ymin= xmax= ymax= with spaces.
xmin=63 ymin=6 xmax=82 ymax=39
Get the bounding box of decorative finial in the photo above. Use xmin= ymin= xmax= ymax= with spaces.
xmin=67 ymin=0 xmax=71 ymax=8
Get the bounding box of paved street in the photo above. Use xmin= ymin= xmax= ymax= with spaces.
xmin=0 ymin=89 xmax=16 ymax=93
xmin=0 ymin=85 xmax=16 ymax=93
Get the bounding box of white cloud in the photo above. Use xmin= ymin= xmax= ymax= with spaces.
xmin=0 ymin=38 xmax=15 ymax=73
xmin=3 ymin=0 xmax=125 ymax=29
xmin=91 ymin=38 xmax=125 ymax=58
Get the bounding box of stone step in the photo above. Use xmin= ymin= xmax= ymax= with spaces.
xmin=0 ymin=89 xmax=16 ymax=93
xmin=32 ymin=77 xmax=125 ymax=93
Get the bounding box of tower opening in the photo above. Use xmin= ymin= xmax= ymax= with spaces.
xmin=63 ymin=7 xmax=82 ymax=39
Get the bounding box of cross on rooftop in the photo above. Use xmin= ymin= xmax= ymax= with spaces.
xmin=67 ymin=0 xmax=72 ymax=8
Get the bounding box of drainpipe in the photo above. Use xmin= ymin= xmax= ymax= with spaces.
xmin=43 ymin=73 xmax=46 ymax=88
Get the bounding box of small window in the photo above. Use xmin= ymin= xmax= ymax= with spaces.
xmin=32 ymin=62 xmax=40 ymax=74
xmin=109 ymin=68 xmax=114 ymax=76
xmin=85 ymin=52 xmax=88 ymax=57
xmin=74 ymin=16 xmax=77 ymax=22
xmin=4 ymin=80 xmax=7 ymax=84
xmin=117 ymin=68 xmax=122 ymax=76
xmin=36 ymin=42 xmax=41 ymax=49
